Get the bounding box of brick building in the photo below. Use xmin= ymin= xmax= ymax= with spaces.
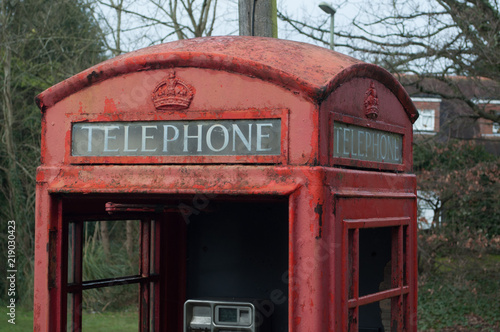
xmin=400 ymin=75 xmax=500 ymax=155
xmin=399 ymin=76 xmax=500 ymax=228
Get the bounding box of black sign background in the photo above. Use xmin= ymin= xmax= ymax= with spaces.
xmin=72 ymin=119 xmax=282 ymax=157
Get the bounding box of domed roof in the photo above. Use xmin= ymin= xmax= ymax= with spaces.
xmin=36 ymin=36 xmax=417 ymax=122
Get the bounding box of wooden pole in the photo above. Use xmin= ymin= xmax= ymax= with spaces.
xmin=239 ymin=0 xmax=277 ymax=38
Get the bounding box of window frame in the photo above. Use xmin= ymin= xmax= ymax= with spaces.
xmin=492 ymin=122 xmax=500 ymax=135
xmin=65 ymin=212 xmax=162 ymax=332
xmin=343 ymin=217 xmax=411 ymax=331
xmin=413 ymin=109 xmax=436 ymax=133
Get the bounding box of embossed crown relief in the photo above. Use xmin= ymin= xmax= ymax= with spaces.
xmin=364 ymin=81 xmax=379 ymax=120
xmin=152 ymin=71 xmax=194 ymax=110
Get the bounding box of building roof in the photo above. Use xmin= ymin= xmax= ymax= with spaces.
xmin=397 ymin=74 xmax=500 ymax=101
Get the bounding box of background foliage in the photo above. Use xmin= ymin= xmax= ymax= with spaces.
xmin=1 ymin=0 xmax=499 ymax=330
xmin=80 ymin=220 xmax=140 ymax=312
xmin=415 ymin=140 xmax=499 ymax=235
xmin=0 ymin=0 xmax=105 ymax=305
xmin=414 ymin=139 xmax=500 ymax=330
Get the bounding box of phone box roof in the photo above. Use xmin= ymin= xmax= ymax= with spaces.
xmin=36 ymin=36 xmax=417 ymax=123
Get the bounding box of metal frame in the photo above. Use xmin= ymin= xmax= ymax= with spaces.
xmin=65 ymin=215 xmax=162 ymax=331
xmin=65 ymin=108 xmax=289 ymax=165
xmin=38 ymin=165 xmax=417 ymax=331
xmin=343 ymin=217 xmax=411 ymax=331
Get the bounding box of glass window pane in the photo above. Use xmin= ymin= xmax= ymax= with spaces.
xmin=150 ymin=219 xmax=157 ymax=275
xmin=414 ymin=109 xmax=436 ymax=132
xmin=82 ymin=220 xmax=140 ymax=281
xmin=492 ymin=122 xmax=499 ymax=134
xmin=67 ymin=293 xmax=74 ymax=331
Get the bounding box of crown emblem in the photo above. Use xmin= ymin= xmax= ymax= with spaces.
xmin=364 ymin=81 xmax=379 ymax=120
xmin=152 ymin=71 xmax=194 ymax=110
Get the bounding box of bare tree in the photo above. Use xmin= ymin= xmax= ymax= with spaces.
xmin=91 ymin=0 xmax=223 ymax=55
xmin=279 ymin=0 xmax=500 ymax=124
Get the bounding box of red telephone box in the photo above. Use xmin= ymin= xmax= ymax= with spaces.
xmin=34 ymin=36 xmax=418 ymax=332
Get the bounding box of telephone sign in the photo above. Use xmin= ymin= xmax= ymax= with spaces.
xmin=333 ymin=122 xmax=403 ymax=164
xmin=72 ymin=119 xmax=281 ymax=157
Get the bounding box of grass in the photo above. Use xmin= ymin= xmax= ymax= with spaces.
xmin=418 ymin=254 xmax=500 ymax=330
xmin=0 ymin=308 xmax=32 ymax=332
xmin=0 ymin=308 xmax=138 ymax=332
xmin=82 ymin=310 xmax=138 ymax=331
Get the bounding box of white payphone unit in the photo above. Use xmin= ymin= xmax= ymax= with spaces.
xmin=184 ymin=299 xmax=269 ymax=332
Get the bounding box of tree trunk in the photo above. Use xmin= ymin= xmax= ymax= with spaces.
xmin=1 ymin=23 xmax=17 ymax=219
xmin=100 ymin=220 xmax=111 ymax=259
xmin=125 ymin=220 xmax=135 ymax=263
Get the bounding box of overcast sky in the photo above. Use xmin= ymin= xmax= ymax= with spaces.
xmin=279 ymin=0 xmax=361 ymax=41
xmin=100 ymin=0 xmax=367 ymax=53
xmin=212 ymin=0 xmax=364 ymax=44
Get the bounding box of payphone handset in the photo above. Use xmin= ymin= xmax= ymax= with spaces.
xmin=184 ymin=299 xmax=269 ymax=332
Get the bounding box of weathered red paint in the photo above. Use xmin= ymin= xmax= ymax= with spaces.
xmin=35 ymin=36 xmax=418 ymax=331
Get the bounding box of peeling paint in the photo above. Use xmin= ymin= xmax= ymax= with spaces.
xmin=314 ymin=203 xmax=324 ymax=239
xmin=86 ymin=70 xmax=102 ymax=84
